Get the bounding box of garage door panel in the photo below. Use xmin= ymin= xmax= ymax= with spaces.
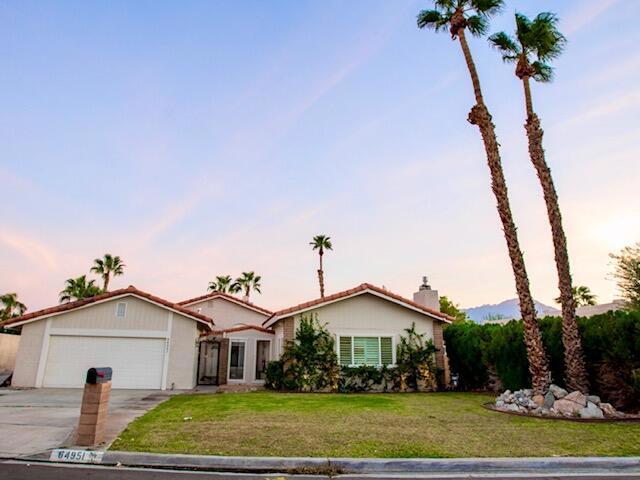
xmin=43 ymin=336 xmax=165 ymax=389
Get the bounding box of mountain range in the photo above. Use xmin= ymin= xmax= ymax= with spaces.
xmin=463 ymin=298 xmax=559 ymax=323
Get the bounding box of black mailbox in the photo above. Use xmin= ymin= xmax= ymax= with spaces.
xmin=86 ymin=367 xmax=113 ymax=384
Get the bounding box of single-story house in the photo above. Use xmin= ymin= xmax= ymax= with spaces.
xmin=1 ymin=279 xmax=452 ymax=390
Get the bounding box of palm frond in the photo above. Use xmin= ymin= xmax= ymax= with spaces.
xmin=470 ymin=0 xmax=503 ymax=17
xmin=417 ymin=9 xmax=451 ymax=32
xmin=530 ymin=12 xmax=566 ymax=61
xmin=488 ymin=31 xmax=520 ymax=62
xmin=466 ymin=15 xmax=488 ymax=37
xmin=532 ymin=61 xmax=554 ymax=82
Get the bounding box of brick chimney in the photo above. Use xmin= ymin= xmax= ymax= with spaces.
xmin=413 ymin=276 xmax=440 ymax=311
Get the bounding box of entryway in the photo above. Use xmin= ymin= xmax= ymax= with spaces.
xmin=197 ymin=341 xmax=220 ymax=386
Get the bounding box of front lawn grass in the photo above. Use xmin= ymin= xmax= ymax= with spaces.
xmin=110 ymin=392 xmax=640 ymax=458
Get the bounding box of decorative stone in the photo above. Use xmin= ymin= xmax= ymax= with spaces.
xmin=495 ymin=400 xmax=505 ymax=408
xmin=580 ymin=401 xmax=604 ymax=419
xmin=523 ymin=389 xmax=533 ymax=397
xmin=532 ymin=394 xmax=545 ymax=406
xmin=544 ymin=391 xmax=555 ymax=408
xmin=506 ymin=403 xmax=520 ymax=412
xmin=587 ymin=395 xmax=601 ymax=406
xmin=564 ymin=391 xmax=587 ymax=407
xmin=549 ymin=384 xmax=568 ymax=399
xmin=553 ymin=398 xmax=583 ymax=416
xmin=600 ymin=403 xmax=618 ymax=417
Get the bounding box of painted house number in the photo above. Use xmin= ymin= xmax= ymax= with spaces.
xmin=50 ymin=449 xmax=104 ymax=464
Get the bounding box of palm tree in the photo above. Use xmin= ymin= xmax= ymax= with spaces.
xmin=234 ymin=272 xmax=262 ymax=301
xmin=555 ymin=286 xmax=597 ymax=308
xmin=90 ymin=254 xmax=125 ymax=292
xmin=417 ymin=0 xmax=550 ymax=393
xmin=310 ymin=235 xmax=333 ymax=298
xmin=59 ymin=275 xmax=103 ymax=303
xmin=1 ymin=293 xmax=27 ymax=321
xmin=489 ymin=12 xmax=588 ymax=393
xmin=208 ymin=275 xmax=238 ymax=294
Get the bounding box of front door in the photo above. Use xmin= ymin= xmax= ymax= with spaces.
xmin=197 ymin=341 xmax=220 ymax=385
xmin=255 ymin=340 xmax=270 ymax=381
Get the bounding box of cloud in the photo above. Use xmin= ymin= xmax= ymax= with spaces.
xmin=0 ymin=230 xmax=58 ymax=270
xmin=564 ymin=0 xmax=620 ymax=35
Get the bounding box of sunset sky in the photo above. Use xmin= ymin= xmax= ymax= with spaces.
xmin=1 ymin=0 xmax=638 ymax=313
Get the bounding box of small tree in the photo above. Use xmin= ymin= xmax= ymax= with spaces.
xmin=610 ymin=243 xmax=640 ymax=310
xmin=268 ymin=314 xmax=340 ymax=392
xmin=395 ymin=323 xmax=438 ymax=392
xmin=555 ymin=286 xmax=597 ymax=308
xmin=439 ymin=296 xmax=468 ymax=323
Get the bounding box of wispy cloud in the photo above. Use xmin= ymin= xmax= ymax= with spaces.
xmin=0 ymin=230 xmax=58 ymax=270
xmin=564 ymin=0 xmax=620 ymax=35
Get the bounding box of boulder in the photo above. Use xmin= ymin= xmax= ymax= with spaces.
xmin=523 ymin=389 xmax=533 ymax=397
xmin=564 ymin=391 xmax=587 ymax=407
xmin=580 ymin=401 xmax=604 ymax=419
xmin=550 ymin=384 xmax=568 ymax=399
xmin=543 ymin=391 xmax=555 ymax=409
xmin=587 ymin=395 xmax=601 ymax=406
xmin=600 ymin=403 xmax=619 ymax=417
xmin=553 ymin=398 xmax=583 ymax=416
xmin=506 ymin=403 xmax=520 ymax=412
xmin=532 ymin=394 xmax=545 ymax=406
xmin=495 ymin=400 xmax=505 ymax=408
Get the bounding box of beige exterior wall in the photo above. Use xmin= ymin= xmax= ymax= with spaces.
xmin=224 ymin=329 xmax=274 ymax=384
xmin=11 ymin=320 xmax=46 ymax=387
xmin=185 ymin=297 xmax=269 ymax=330
xmin=10 ymin=294 xmax=205 ymax=389
xmin=0 ymin=333 xmax=21 ymax=372
xmin=167 ymin=313 xmax=200 ymax=389
xmin=276 ymin=293 xmax=437 ymax=363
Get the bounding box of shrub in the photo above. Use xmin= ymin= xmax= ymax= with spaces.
xmin=395 ymin=323 xmax=438 ymax=391
xmin=444 ymin=310 xmax=640 ymax=410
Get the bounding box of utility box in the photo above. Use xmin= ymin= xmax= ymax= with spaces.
xmin=76 ymin=367 xmax=112 ymax=446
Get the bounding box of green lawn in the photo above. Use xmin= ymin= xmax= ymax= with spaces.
xmin=110 ymin=392 xmax=640 ymax=458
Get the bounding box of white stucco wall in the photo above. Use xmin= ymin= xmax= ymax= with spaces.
xmin=0 ymin=333 xmax=20 ymax=372
xmin=185 ymin=297 xmax=270 ymax=329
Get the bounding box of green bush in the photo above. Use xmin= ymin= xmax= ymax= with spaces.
xmin=444 ymin=310 xmax=640 ymax=409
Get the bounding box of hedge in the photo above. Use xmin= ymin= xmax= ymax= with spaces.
xmin=444 ymin=310 xmax=640 ymax=410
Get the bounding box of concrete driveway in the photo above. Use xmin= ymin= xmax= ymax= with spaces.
xmin=0 ymin=388 xmax=174 ymax=457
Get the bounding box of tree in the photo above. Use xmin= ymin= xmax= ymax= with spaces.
xmin=439 ymin=295 xmax=468 ymax=323
xmin=234 ymin=271 xmax=262 ymax=300
xmin=59 ymin=275 xmax=102 ymax=303
xmin=555 ymin=286 xmax=597 ymax=308
xmin=0 ymin=293 xmax=26 ymax=321
xmin=310 ymin=235 xmax=333 ymax=298
xmin=610 ymin=242 xmax=640 ymax=310
xmin=417 ymin=0 xmax=550 ymax=393
xmin=90 ymin=254 xmax=125 ymax=292
xmin=208 ymin=275 xmax=239 ymax=294
xmin=489 ymin=12 xmax=588 ymax=393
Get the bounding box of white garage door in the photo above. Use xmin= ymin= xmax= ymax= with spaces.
xmin=42 ymin=335 xmax=166 ymax=389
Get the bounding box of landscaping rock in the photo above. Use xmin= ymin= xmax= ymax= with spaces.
xmin=532 ymin=394 xmax=544 ymax=406
xmin=495 ymin=400 xmax=505 ymax=408
xmin=553 ymin=398 xmax=583 ymax=416
xmin=549 ymin=384 xmax=568 ymax=399
xmin=587 ymin=395 xmax=601 ymax=406
xmin=580 ymin=401 xmax=604 ymax=419
xmin=600 ymin=403 xmax=619 ymax=418
xmin=543 ymin=391 xmax=555 ymax=409
xmin=564 ymin=391 xmax=587 ymax=407
xmin=506 ymin=403 xmax=520 ymax=412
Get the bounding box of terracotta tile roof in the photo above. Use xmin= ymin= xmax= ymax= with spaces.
xmin=207 ymin=324 xmax=275 ymax=336
xmin=0 ymin=286 xmax=215 ymax=328
xmin=177 ymin=291 xmax=273 ymax=316
xmin=264 ymin=283 xmax=454 ymax=325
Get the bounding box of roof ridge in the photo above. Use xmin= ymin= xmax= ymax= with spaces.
xmin=177 ymin=291 xmax=273 ymax=315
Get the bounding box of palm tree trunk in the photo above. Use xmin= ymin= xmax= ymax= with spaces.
xmin=457 ymin=29 xmax=550 ymax=394
xmin=522 ymin=76 xmax=589 ymax=393
xmin=103 ymin=274 xmax=110 ymax=292
xmin=318 ymin=252 xmax=325 ymax=298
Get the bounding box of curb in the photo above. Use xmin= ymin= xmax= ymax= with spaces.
xmin=70 ymin=452 xmax=640 ymax=474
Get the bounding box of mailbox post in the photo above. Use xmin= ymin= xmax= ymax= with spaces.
xmin=76 ymin=367 xmax=112 ymax=446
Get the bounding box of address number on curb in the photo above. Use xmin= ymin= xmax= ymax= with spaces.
xmin=50 ymin=449 xmax=104 ymax=464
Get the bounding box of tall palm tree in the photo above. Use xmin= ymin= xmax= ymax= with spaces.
xmin=90 ymin=254 xmax=125 ymax=292
xmin=417 ymin=0 xmax=550 ymax=393
xmin=0 ymin=293 xmax=27 ymax=321
xmin=59 ymin=275 xmax=103 ymax=303
xmin=489 ymin=12 xmax=588 ymax=393
xmin=234 ymin=272 xmax=262 ymax=301
xmin=310 ymin=235 xmax=333 ymax=298
xmin=208 ymin=275 xmax=239 ymax=294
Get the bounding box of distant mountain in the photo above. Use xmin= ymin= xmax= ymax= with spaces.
xmin=463 ymin=298 xmax=559 ymax=323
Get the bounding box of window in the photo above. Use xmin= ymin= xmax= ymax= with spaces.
xmin=255 ymin=340 xmax=270 ymax=380
xmin=338 ymin=336 xmax=393 ymax=366
xmin=115 ymin=302 xmax=127 ymax=318
xmin=229 ymin=341 xmax=245 ymax=380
